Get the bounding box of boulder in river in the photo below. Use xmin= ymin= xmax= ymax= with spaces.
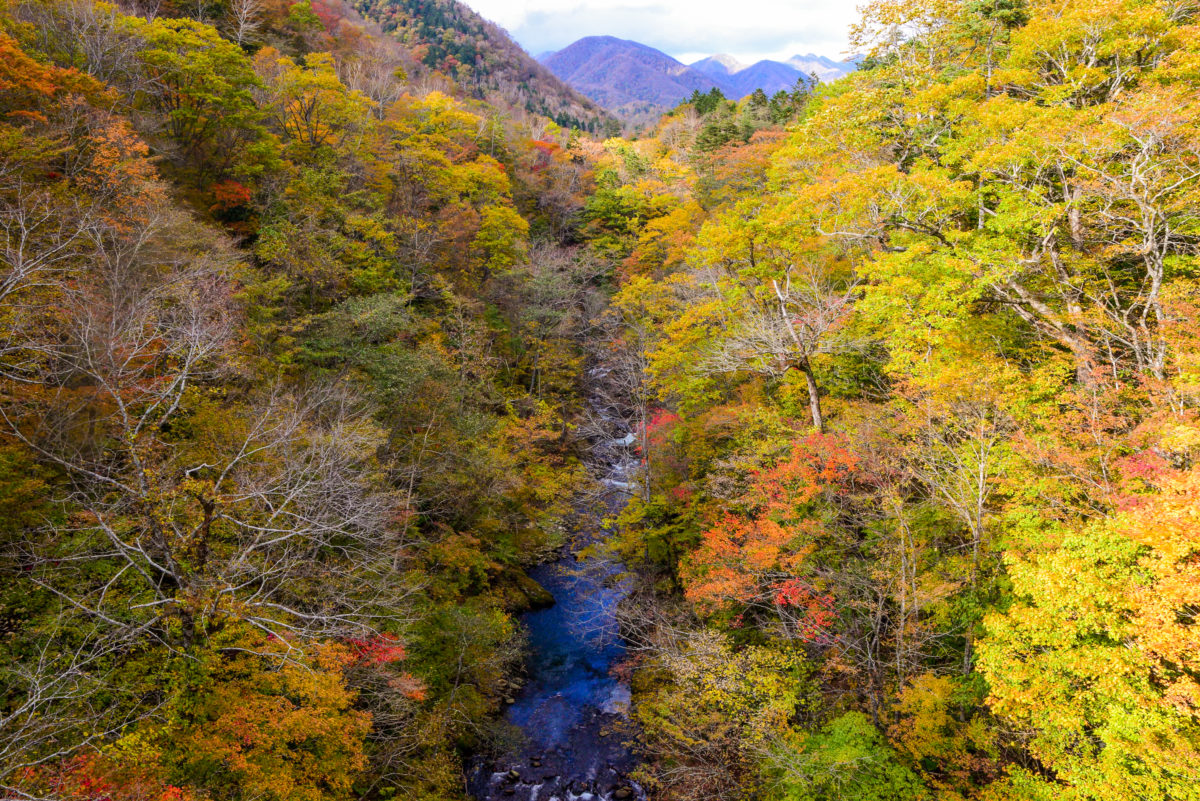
xmin=490 ymin=567 xmax=556 ymax=612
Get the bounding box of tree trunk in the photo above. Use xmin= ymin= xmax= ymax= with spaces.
xmin=799 ymin=357 xmax=823 ymax=433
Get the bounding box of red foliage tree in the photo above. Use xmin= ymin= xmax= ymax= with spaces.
xmin=683 ymin=433 xmax=854 ymax=643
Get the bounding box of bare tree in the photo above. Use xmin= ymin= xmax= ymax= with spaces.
xmin=910 ymin=397 xmax=1011 ymax=675
xmin=224 ymin=0 xmax=262 ymax=47
xmin=0 ymin=188 xmax=91 ymax=386
xmin=8 ymin=0 xmax=145 ymax=91
xmin=339 ymin=42 xmax=410 ymax=118
xmin=586 ymin=303 xmax=655 ymax=499
xmin=699 ymin=261 xmax=859 ymax=432
xmin=190 ymin=0 xmax=214 ymax=23
xmin=0 ymin=182 xmax=418 ymax=790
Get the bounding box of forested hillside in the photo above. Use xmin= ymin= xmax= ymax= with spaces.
xmin=0 ymin=0 xmax=605 ymax=797
xmin=1 ymin=0 xmax=1199 ymax=800
xmin=587 ymin=0 xmax=1200 ymax=799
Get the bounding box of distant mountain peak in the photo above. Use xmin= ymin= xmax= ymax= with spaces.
xmin=692 ymin=53 xmax=746 ymax=75
xmin=786 ymin=53 xmax=857 ymax=80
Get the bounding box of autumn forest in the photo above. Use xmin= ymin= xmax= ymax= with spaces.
xmin=1 ymin=0 xmax=1199 ymax=800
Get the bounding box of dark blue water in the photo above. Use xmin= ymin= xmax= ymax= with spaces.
xmin=470 ymin=433 xmax=644 ymax=801
xmin=509 ymin=550 xmax=632 ymax=745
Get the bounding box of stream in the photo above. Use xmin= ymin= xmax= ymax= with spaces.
xmin=469 ymin=387 xmax=646 ymax=801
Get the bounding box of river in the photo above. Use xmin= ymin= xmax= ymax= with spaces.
xmin=469 ymin=392 xmax=646 ymax=801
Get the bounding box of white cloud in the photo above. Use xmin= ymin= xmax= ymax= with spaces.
xmin=460 ymin=0 xmax=860 ymax=62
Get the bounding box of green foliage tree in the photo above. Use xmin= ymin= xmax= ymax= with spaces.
xmin=765 ymin=712 xmax=928 ymax=801
xmin=121 ymin=14 xmax=277 ymax=178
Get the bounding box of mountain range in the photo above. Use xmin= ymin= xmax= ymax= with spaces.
xmin=692 ymin=52 xmax=857 ymax=90
xmin=539 ymin=36 xmax=728 ymax=112
xmin=540 ymin=36 xmax=856 ymax=113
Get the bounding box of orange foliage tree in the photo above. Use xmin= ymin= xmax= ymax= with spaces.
xmin=174 ymin=637 xmax=372 ymax=801
xmin=684 ymin=432 xmax=855 ymax=641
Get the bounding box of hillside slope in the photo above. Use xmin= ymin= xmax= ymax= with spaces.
xmin=351 ymin=0 xmax=614 ymax=131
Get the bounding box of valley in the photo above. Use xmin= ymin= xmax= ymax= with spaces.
xmin=1 ymin=2 xmax=1198 ymax=801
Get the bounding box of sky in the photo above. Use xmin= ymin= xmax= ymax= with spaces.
xmin=458 ymin=0 xmax=861 ymax=65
